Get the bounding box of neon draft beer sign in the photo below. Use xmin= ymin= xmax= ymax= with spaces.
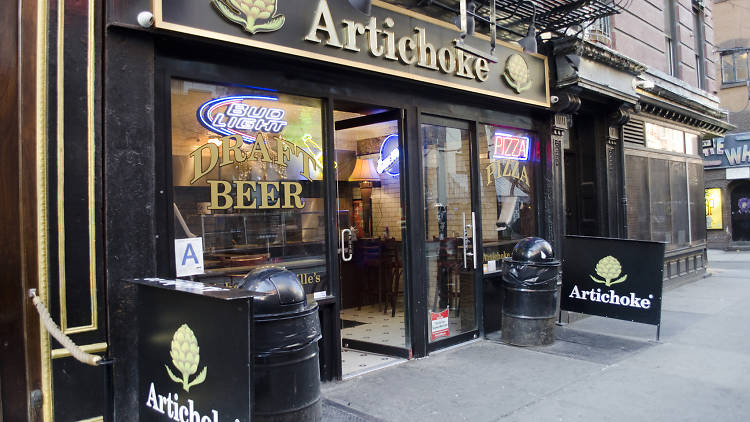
xmin=197 ymin=95 xmax=288 ymax=143
xmin=493 ymin=133 xmax=529 ymax=161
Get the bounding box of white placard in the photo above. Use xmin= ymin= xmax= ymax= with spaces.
xmin=313 ymin=291 xmax=327 ymax=300
xmin=726 ymin=167 xmax=750 ymax=180
xmin=487 ymin=260 xmax=497 ymax=273
xmin=174 ymin=237 xmax=204 ymax=277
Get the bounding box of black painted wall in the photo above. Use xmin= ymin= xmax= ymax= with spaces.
xmin=104 ymin=27 xmax=158 ymax=419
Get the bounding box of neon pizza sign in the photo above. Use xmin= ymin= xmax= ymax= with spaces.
xmin=493 ymin=133 xmax=530 ymax=161
xmin=197 ymin=95 xmax=288 ymax=143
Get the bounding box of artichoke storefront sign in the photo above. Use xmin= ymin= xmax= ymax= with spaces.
xmin=152 ymin=0 xmax=549 ymax=106
xmin=131 ymin=278 xmax=255 ymax=421
xmin=561 ymin=236 xmax=665 ymax=326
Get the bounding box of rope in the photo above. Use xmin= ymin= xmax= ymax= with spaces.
xmin=29 ymin=289 xmax=102 ymax=366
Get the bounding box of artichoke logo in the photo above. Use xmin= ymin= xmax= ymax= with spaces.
xmin=502 ymin=54 xmax=532 ymax=94
xmin=589 ymin=256 xmax=628 ymax=287
xmin=165 ymin=324 xmax=207 ymax=392
xmin=211 ymin=0 xmax=285 ymax=34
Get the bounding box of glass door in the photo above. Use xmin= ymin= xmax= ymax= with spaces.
xmin=421 ymin=116 xmax=479 ymax=345
xmin=333 ymin=105 xmax=410 ymax=358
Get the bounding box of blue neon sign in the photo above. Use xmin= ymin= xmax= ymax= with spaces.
xmin=376 ymin=133 xmax=400 ymax=176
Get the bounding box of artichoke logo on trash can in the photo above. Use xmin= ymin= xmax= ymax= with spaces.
xmin=211 ymin=0 xmax=286 ymax=34
xmin=589 ymin=256 xmax=628 ymax=287
xmin=165 ymin=324 xmax=208 ymax=392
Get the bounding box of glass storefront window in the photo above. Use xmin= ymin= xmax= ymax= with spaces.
xmin=685 ymin=133 xmax=698 ymax=155
xmin=645 ymin=122 xmax=685 ymax=153
xmin=625 ymin=152 xmax=704 ymax=250
xmin=649 ymin=158 xmax=673 ymax=245
xmin=625 ymin=155 xmax=651 ymax=241
xmin=669 ymin=161 xmax=689 ymax=248
xmin=422 ymin=121 xmax=476 ymax=342
xmin=477 ymin=124 xmax=537 ymax=264
xmin=170 ymin=79 xmax=327 ymax=297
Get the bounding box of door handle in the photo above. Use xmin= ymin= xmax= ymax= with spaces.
xmin=341 ymin=228 xmax=353 ymax=262
xmin=471 ymin=211 xmax=477 ymax=270
xmin=462 ymin=212 xmax=477 ymax=270
xmin=462 ymin=213 xmax=468 ymax=268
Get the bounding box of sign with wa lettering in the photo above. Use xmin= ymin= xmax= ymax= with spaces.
xmin=175 ymin=238 xmax=204 ymax=277
xmin=561 ymin=236 xmax=665 ymax=326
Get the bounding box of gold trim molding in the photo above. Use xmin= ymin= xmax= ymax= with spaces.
xmin=57 ymin=0 xmax=99 ymax=336
xmin=37 ymin=0 xmax=52 ymax=420
xmin=76 ymin=417 xmax=104 ymax=422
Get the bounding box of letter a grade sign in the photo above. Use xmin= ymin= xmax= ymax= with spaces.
xmin=561 ymin=236 xmax=665 ymax=326
xmin=175 ymin=237 xmax=204 ymax=277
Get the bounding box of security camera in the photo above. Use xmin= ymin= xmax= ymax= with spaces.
xmin=551 ymin=96 xmax=559 ymax=104
xmin=633 ymin=78 xmax=655 ymax=90
xmin=137 ymin=11 xmax=154 ymax=28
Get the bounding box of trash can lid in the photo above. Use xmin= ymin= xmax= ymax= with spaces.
xmin=510 ymin=237 xmax=555 ymax=263
xmin=237 ymin=267 xmax=306 ymax=314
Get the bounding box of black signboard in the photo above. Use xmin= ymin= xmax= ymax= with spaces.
xmin=561 ymin=236 xmax=665 ymax=326
xmin=153 ymin=0 xmax=549 ymax=106
xmin=133 ymin=278 xmax=256 ymax=422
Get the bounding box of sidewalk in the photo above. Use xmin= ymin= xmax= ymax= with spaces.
xmin=322 ymin=251 xmax=750 ymax=421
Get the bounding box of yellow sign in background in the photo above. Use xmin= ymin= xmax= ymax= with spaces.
xmin=705 ymin=188 xmax=723 ymax=230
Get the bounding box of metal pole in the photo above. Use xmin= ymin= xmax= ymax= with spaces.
xmin=656 ymin=323 xmax=661 ymax=342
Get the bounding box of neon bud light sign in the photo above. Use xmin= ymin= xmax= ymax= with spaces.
xmin=197 ymin=95 xmax=288 ymax=144
xmin=493 ymin=132 xmax=530 ymax=161
xmin=376 ymin=134 xmax=400 ymax=176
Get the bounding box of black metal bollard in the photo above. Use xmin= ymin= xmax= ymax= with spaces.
xmin=501 ymin=237 xmax=561 ymax=346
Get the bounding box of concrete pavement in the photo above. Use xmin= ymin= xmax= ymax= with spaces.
xmin=322 ymin=250 xmax=750 ymax=421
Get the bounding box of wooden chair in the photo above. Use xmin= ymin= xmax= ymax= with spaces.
xmin=433 ymin=238 xmax=460 ymax=315
xmin=358 ymin=241 xmax=382 ymax=310
xmin=382 ymin=238 xmax=403 ymax=317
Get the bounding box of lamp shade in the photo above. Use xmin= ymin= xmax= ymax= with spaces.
xmin=518 ymin=24 xmax=537 ymax=54
xmin=348 ymin=158 xmax=380 ymax=181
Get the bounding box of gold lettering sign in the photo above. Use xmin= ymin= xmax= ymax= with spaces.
xmin=485 ymin=159 xmax=530 ymax=186
xmin=305 ymin=0 xmax=491 ymax=84
xmin=483 ymin=250 xmax=511 ymax=263
xmin=208 ymin=180 xmax=305 ymax=210
xmin=297 ymin=272 xmax=322 ymax=285
xmin=190 ymin=134 xmax=319 ymax=184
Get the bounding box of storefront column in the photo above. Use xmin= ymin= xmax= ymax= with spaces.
xmin=607 ymin=104 xmax=635 ymax=238
xmin=545 ymin=113 xmax=568 ymax=258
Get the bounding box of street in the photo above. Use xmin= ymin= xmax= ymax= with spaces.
xmin=322 ymin=250 xmax=750 ymax=421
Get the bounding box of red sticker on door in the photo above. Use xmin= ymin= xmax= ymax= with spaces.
xmin=430 ymin=308 xmax=450 ymax=341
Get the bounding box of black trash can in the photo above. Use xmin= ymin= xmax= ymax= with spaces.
xmin=501 ymin=237 xmax=561 ymax=346
xmin=238 ymin=267 xmax=322 ymax=422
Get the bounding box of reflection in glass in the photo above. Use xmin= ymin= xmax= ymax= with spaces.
xmin=170 ymin=79 xmax=327 ymax=300
xmin=422 ymin=122 xmax=476 ymax=342
xmin=477 ymin=124 xmax=537 ymax=266
xmin=334 ymin=111 xmax=408 ymax=350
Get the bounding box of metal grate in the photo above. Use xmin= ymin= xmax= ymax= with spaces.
xmin=405 ymin=0 xmax=628 ymax=40
xmin=623 ymin=118 xmax=645 ymax=145
xmin=492 ymin=0 xmax=624 ymax=34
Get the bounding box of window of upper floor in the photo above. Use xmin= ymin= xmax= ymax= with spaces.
xmin=721 ymin=50 xmax=750 ymax=85
xmin=583 ymin=16 xmax=612 ymax=48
